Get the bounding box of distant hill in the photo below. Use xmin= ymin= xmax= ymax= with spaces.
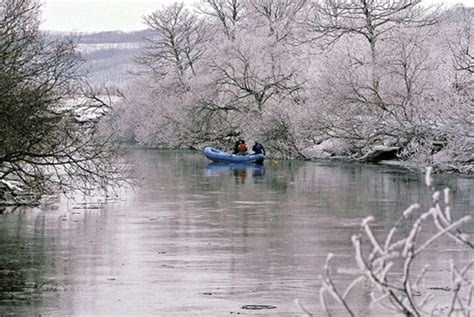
xmin=47 ymin=30 xmax=155 ymax=87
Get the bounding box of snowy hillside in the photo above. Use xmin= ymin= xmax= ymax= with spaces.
xmin=48 ymin=30 xmax=154 ymax=86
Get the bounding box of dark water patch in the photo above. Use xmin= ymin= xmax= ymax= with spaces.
xmin=428 ymin=286 xmax=452 ymax=291
xmin=241 ymin=304 xmax=277 ymax=310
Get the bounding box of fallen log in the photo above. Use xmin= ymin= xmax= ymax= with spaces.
xmin=358 ymin=146 xmax=399 ymax=163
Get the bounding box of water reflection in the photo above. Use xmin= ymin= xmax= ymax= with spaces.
xmin=0 ymin=149 xmax=472 ymax=316
xmin=205 ymin=162 xmax=265 ymax=184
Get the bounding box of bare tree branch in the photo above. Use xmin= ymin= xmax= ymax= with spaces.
xmin=0 ymin=0 xmax=126 ymax=204
xmin=138 ymin=3 xmax=209 ymax=79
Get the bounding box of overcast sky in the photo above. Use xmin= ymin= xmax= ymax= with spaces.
xmin=40 ymin=0 xmax=474 ymax=33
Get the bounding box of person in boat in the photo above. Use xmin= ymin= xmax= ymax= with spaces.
xmin=232 ymin=140 xmax=241 ymax=154
xmin=252 ymin=140 xmax=265 ymax=155
xmin=236 ymin=140 xmax=248 ymax=155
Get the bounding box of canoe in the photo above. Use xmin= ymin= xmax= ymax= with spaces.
xmin=203 ymin=147 xmax=265 ymax=164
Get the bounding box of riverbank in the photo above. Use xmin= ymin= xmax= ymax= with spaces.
xmin=301 ymin=141 xmax=473 ymax=175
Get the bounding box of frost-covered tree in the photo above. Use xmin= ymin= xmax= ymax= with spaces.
xmin=248 ymin=0 xmax=307 ymax=42
xmin=303 ymin=0 xmax=441 ymax=118
xmin=209 ymin=44 xmax=300 ymax=113
xmin=449 ymin=6 xmax=473 ymax=74
xmin=138 ymin=2 xmax=209 ymax=78
xmin=297 ymin=0 xmax=474 ymax=167
xmin=198 ymin=0 xmax=244 ymax=40
xmin=115 ymin=0 xmax=307 ymax=152
xmin=304 ymin=0 xmax=440 ymax=62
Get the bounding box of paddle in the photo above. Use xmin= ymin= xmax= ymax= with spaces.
xmin=264 ymin=155 xmax=279 ymax=164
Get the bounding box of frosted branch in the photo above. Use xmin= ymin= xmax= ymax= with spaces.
xmin=425 ymin=166 xmax=433 ymax=187
xmin=415 ymin=216 xmax=471 ymax=256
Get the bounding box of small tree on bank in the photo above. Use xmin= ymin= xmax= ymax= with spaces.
xmin=0 ymin=0 xmax=124 ymax=204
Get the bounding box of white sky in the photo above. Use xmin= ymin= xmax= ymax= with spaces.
xmin=40 ymin=0 xmax=193 ymax=32
xmin=40 ymin=0 xmax=474 ymax=33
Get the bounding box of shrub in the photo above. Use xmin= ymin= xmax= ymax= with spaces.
xmin=314 ymin=167 xmax=473 ymax=316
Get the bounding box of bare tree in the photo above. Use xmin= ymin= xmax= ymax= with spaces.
xmin=305 ymin=0 xmax=440 ymax=90
xmin=449 ymin=6 xmax=473 ymax=74
xmin=0 ymin=0 xmax=124 ymax=204
xmin=248 ymin=0 xmax=307 ymax=42
xmin=139 ymin=2 xmax=209 ymax=79
xmin=198 ymin=0 xmax=243 ymax=40
xmin=210 ymin=47 xmax=300 ymax=113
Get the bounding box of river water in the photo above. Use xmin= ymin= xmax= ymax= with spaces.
xmin=0 ymin=149 xmax=472 ymax=316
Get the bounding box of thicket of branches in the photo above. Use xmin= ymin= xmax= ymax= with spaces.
xmin=0 ymin=0 xmax=124 ymax=205
xmin=314 ymin=167 xmax=473 ymax=316
xmin=110 ymin=0 xmax=473 ymax=170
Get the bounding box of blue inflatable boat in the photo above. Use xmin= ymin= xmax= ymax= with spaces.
xmin=203 ymin=147 xmax=265 ymax=164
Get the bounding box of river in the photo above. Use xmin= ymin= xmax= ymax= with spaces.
xmin=0 ymin=149 xmax=472 ymax=316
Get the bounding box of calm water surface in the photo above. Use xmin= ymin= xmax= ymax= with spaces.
xmin=0 ymin=149 xmax=473 ymax=316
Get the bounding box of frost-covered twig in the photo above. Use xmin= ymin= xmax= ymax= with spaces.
xmin=316 ymin=167 xmax=474 ymax=316
xmin=294 ymin=299 xmax=313 ymax=317
xmin=414 ymin=215 xmax=471 ymax=256
xmin=320 ymin=253 xmax=356 ymax=316
xmin=384 ymin=204 xmax=419 ymax=251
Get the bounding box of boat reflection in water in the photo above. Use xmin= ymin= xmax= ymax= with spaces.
xmin=204 ymin=162 xmax=265 ymax=184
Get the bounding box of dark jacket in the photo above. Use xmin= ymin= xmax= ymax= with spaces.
xmin=252 ymin=143 xmax=265 ymax=155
